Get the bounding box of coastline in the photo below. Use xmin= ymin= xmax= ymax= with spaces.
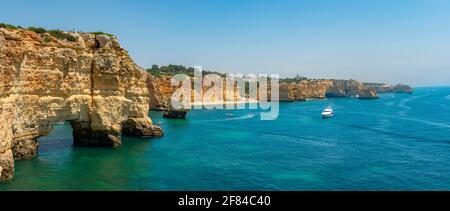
xmin=191 ymin=99 xmax=259 ymax=107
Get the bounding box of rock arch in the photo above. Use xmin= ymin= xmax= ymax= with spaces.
xmin=0 ymin=28 xmax=162 ymax=180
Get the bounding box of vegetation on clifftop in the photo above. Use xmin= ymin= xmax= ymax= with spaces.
xmin=90 ymin=31 xmax=115 ymax=37
xmin=1 ymin=23 xmax=115 ymax=42
xmin=147 ymin=64 xmax=224 ymax=77
xmin=1 ymin=23 xmax=78 ymax=42
xmin=0 ymin=23 xmax=21 ymax=30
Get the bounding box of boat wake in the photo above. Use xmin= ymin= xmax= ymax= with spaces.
xmin=229 ymin=114 xmax=256 ymax=121
xmin=337 ymin=122 xmax=443 ymax=143
xmin=201 ymin=114 xmax=256 ymax=122
xmin=201 ymin=125 xmax=335 ymax=147
xmin=439 ymin=104 xmax=450 ymax=111
xmin=385 ymin=102 xmax=394 ymax=106
xmin=397 ymin=94 xmax=433 ymax=114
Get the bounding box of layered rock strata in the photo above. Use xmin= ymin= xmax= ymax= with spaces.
xmin=276 ymin=79 xmax=379 ymax=101
xmin=147 ymin=75 xmax=245 ymax=118
xmin=364 ymin=83 xmax=413 ymax=94
xmin=0 ymin=28 xmax=162 ymax=180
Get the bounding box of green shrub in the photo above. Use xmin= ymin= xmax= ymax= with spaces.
xmin=146 ymin=65 xmax=224 ymax=77
xmin=90 ymin=31 xmax=115 ymax=37
xmin=43 ymin=37 xmax=52 ymax=43
xmin=28 ymin=27 xmax=47 ymax=34
xmin=48 ymin=30 xmax=77 ymax=42
xmin=0 ymin=23 xmax=19 ymax=30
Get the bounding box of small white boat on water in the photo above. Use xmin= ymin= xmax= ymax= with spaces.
xmin=226 ymin=113 xmax=234 ymax=117
xmin=321 ymin=106 xmax=334 ymax=119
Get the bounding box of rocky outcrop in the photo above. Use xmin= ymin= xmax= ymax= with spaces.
xmin=163 ymin=110 xmax=188 ymax=119
xmin=279 ymin=84 xmax=295 ymax=102
xmin=363 ymin=83 xmax=393 ymax=93
xmin=278 ymin=79 xmax=378 ymax=101
xmin=393 ymin=84 xmax=413 ymax=94
xmin=147 ymin=75 xmax=173 ymax=111
xmin=0 ymin=27 xmax=162 ymax=180
xmin=122 ymin=118 xmax=163 ymax=137
xmin=147 ymin=75 xmax=191 ymax=119
xmin=364 ymin=83 xmax=413 ymax=94
xmin=357 ymin=89 xmax=379 ymax=99
xmin=147 ymin=75 xmax=245 ymax=118
xmin=295 ymin=80 xmax=334 ymax=99
xmin=326 ymin=80 xmax=364 ymax=98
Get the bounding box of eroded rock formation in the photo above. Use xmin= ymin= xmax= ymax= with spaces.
xmin=364 ymin=83 xmax=413 ymax=94
xmin=278 ymin=79 xmax=379 ymax=101
xmin=279 ymin=84 xmax=295 ymax=102
xmin=393 ymin=84 xmax=413 ymax=94
xmin=147 ymin=75 xmax=245 ymax=118
xmin=0 ymin=28 xmax=162 ymax=180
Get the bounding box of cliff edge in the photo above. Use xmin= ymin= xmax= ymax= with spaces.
xmin=0 ymin=27 xmax=162 ymax=180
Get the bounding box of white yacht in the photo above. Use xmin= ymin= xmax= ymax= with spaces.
xmin=321 ymin=106 xmax=334 ymax=119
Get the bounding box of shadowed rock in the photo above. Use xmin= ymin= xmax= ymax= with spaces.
xmin=163 ymin=110 xmax=188 ymax=119
xmin=122 ymin=118 xmax=164 ymax=137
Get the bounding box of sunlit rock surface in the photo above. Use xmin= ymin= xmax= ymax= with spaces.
xmin=0 ymin=28 xmax=162 ymax=180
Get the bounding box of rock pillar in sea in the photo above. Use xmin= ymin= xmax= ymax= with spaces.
xmin=0 ymin=27 xmax=163 ymax=181
xmin=122 ymin=118 xmax=163 ymax=137
xmin=70 ymin=121 xmax=121 ymax=147
xmin=12 ymin=138 xmax=39 ymax=160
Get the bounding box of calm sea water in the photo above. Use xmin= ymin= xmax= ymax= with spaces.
xmin=1 ymin=87 xmax=449 ymax=191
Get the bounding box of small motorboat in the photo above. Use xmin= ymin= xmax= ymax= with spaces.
xmin=226 ymin=113 xmax=234 ymax=117
xmin=248 ymin=113 xmax=255 ymax=118
xmin=321 ymin=106 xmax=334 ymax=119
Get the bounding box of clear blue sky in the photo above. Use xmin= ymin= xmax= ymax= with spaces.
xmin=2 ymin=0 xmax=450 ymax=86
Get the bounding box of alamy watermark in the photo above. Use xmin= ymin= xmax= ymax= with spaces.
xmin=169 ymin=66 xmax=279 ymax=120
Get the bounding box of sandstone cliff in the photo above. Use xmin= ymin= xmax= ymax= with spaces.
xmin=279 ymin=79 xmax=379 ymax=101
xmin=393 ymin=84 xmax=413 ymax=94
xmin=147 ymin=75 xmax=244 ymax=117
xmin=364 ymin=83 xmax=413 ymax=94
xmin=0 ymin=27 xmax=162 ymax=180
xmin=147 ymin=75 xmax=173 ymax=111
xmin=279 ymin=84 xmax=295 ymax=102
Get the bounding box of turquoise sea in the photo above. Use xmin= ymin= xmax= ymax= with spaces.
xmin=1 ymin=87 xmax=449 ymax=191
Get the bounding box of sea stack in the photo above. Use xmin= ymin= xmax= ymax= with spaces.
xmin=0 ymin=27 xmax=163 ymax=180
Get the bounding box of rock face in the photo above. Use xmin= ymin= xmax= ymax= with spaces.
xmin=147 ymin=75 xmax=245 ymax=118
xmin=0 ymin=28 xmax=162 ymax=180
xmin=278 ymin=79 xmax=379 ymax=101
xmin=147 ymin=75 xmax=173 ymax=111
xmin=163 ymin=110 xmax=188 ymax=119
xmin=364 ymin=83 xmax=413 ymax=94
xmin=295 ymin=80 xmax=334 ymax=99
xmin=357 ymin=89 xmax=379 ymax=99
xmin=326 ymin=80 xmax=364 ymax=98
xmin=393 ymin=84 xmax=413 ymax=94
xmin=279 ymin=84 xmax=295 ymax=102
xmin=147 ymin=75 xmax=191 ymax=119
